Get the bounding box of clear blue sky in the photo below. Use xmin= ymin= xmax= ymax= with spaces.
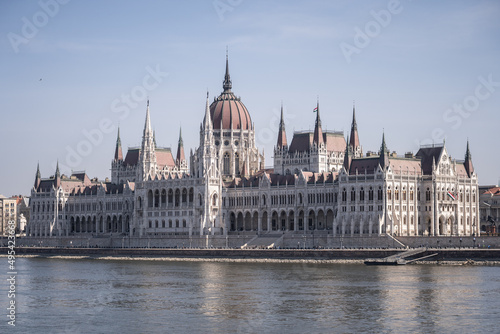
xmin=1 ymin=0 xmax=499 ymax=196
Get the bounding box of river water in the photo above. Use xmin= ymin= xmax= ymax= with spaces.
xmin=5 ymin=257 xmax=500 ymax=333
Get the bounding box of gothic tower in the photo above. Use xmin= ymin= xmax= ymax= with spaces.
xmin=138 ymin=100 xmax=157 ymax=180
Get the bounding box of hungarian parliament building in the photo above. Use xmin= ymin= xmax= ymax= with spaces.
xmin=27 ymin=57 xmax=480 ymax=239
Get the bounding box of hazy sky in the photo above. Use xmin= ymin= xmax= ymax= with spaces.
xmin=1 ymin=0 xmax=499 ymax=196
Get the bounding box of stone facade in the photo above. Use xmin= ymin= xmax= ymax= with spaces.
xmin=27 ymin=57 xmax=480 ymax=239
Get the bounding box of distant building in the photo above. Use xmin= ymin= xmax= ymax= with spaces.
xmin=27 ymin=56 xmax=480 ymax=239
xmin=479 ymin=185 xmax=500 ymax=234
xmin=0 ymin=195 xmax=17 ymax=235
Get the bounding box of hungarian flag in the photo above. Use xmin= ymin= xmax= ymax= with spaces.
xmin=447 ymin=191 xmax=456 ymax=200
xmin=313 ymin=107 xmax=318 ymax=112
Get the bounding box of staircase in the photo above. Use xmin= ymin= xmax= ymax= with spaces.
xmin=365 ymin=247 xmax=436 ymax=265
xmin=241 ymin=234 xmax=284 ymax=249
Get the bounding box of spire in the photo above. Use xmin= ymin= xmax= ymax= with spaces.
xmin=464 ymin=139 xmax=474 ymax=177
xmin=55 ymin=160 xmax=61 ymax=188
xmin=153 ymin=129 xmax=157 ymax=148
xmin=223 ymin=48 xmax=232 ymax=92
xmin=114 ymin=127 xmax=123 ymax=161
xmin=34 ymin=162 xmax=41 ymax=188
xmin=203 ymin=91 xmax=213 ymax=131
xmin=139 ymin=100 xmax=157 ymax=178
xmin=379 ymin=131 xmax=389 ymax=169
xmin=143 ymin=99 xmax=152 ymax=137
xmin=176 ymin=127 xmax=185 ymax=165
xmin=277 ymin=102 xmax=287 ymax=148
xmin=349 ymin=102 xmax=361 ymax=156
xmin=313 ymin=99 xmax=323 ymax=146
xmin=343 ymin=135 xmax=352 ymax=172
xmin=55 ymin=160 xmax=60 ymax=178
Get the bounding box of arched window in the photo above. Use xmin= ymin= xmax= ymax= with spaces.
xmin=148 ymin=190 xmax=153 ymax=208
xmin=368 ymin=187 xmax=374 ymax=201
xmin=189 ymin=188 xmax=194 ymax=202
xmin=168 ymin=189 xmax=173 ymax=204
xmin=351 ymin=188 xmax=355 ymax=202
xmin=426 ymin=188 xmax=431 ymax=201
xmin=360 ymin=188 xmax=365 ymax=201
xmin=223 ymin=152 xmax=230 ymax=175
xmin=388 ymin=188 xmax=392 ymax=201
xmin=378 ymin=187 xmax=383 ymax=201
xmin=395 ymin=188 xmax=399 ymax=201
xmin=154 ymin=190 xmax=159 ymax=208
xmin=212 ymin=194 xmax=218 ymax=206
xmin=161 ymin=189 xmax=166 ymax=206
xmin=235 ymin=152 xmax=240 ymax=176
xmin=175 ymin=189 xmax=180 ymax=207
xmin=342 ymin=188 xmax=347 ymax=202
xmin=182 ymin=189 xmax=187 ymax=203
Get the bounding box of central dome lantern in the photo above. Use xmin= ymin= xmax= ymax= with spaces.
xmin=209 ymin=55 xmax=252 ymax=130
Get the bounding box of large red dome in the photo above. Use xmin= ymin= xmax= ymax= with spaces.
xmin=210 ymin=92 xmax=251 ymax=130
xmin=208 ymin=56 xmax=252 ymax=131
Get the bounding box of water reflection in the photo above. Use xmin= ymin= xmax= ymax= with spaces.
xmin=13 ymin=258 xmax=500 ymax=334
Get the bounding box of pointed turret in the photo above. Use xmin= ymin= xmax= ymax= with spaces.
xmin=55 ymin=161 xmax=61 ymax=188
xmin=349 ymin=102 xmax=362 ymax=157
xmin=143 ymin=100 xmax=152 ymax=138
xmin=153 ymin=130 xmax=157 ymax=148
xmin=277 ymin=102 xmax=287 ymax=148
xmin=379 ymin=132 xmax=389 ymax=169
xmin=464 ymin=139 xmax=474 ymax=177
xmin=114 ymin=127 xmax=123 ymax=161
xmin=203 ymin=91 xmax=213 ymax=132
xmin=223 ymin=49 xmax=232 ymax=92
xmin=176 ymin=127 xmax=186 ymax=166
xmin=34 ymin=162 xmax=41 ymax=188
xmin=313 ymin=100 xmax=324 ymax=147
xmin=343 ymin=136 xmax=353 ymax=173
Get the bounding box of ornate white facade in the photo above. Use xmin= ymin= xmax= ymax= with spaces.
xmin=28 ymin=57 xmax=480 ymax=239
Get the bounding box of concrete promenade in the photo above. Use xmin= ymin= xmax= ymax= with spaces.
xmin=4 ymin=246 xmax=500 ymax=262
xmin=3 ymin=234 xmax=500 ymax=249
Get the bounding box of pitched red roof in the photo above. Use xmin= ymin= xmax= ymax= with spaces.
xmin=123 ymin=148 xmax=175 ymax=169
xmin=289 ymin=131 xmax=346 ymax=153
xmin=325 ymin=133 xmax=347 ymax=152
xmin=388 ymin=158 xmax=422 ymax=175
xmin=156 ymin=148 xmax=176 ymax=169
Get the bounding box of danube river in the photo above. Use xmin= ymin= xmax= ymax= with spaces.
xmin=7 ymin=257 xmax=500 ymax=333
